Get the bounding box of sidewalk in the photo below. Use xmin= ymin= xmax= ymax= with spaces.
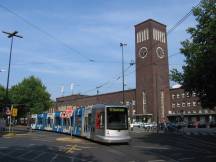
xmin=130 ymin=126 xmax=216 ymax=135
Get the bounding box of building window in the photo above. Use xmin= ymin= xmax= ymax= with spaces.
xmin=192 ymin=101 xmax=197 ymax=107
xmin=187 ymin=102 xmax=191 ymax=107
xmin=181 ymin=93 xmax=185 ymax=98
xmin=186 ymin=92 xmax=190 ymax=98
xmin=132 ymin=100 xmax=136 ymax=106
xmin=182 ymin=102 xmax=186 ymax=107
xmin=172 ymin=103 xmax=175 ymax=108
xmin=177 ymin=102 xmax=180 ymax=108
xmin=176 ymin=94 xmax=180 ymax=99
xmin=160 ymin=91 xmax=165 ymax=118
xmin=172 ymin=94 xmax=175 ymax=100
xmin=192 ymin=92 xmax=196 ymax=97
xmin=142 ymin=91 xmax=147 ymax=114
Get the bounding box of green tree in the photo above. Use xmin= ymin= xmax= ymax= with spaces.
xmin=170 ymin=0 xmax=216 ymax=109
xmin=10 ymin=76 xmax=52 ymax=115
xmin=0 ymin=85 xmax=6 ymax=110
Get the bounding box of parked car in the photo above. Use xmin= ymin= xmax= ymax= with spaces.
xmin=166 ymin=122 xmax=177 ymax=132
xmin=198 ymin=121 xmax=207 ymax=128
xmin=188 ymin=122 xmax=196 ymax=128
xmin=209 ymin=121 xmax=216 ymax=128
xmin=175 ymin=122 xmax=187 ymax=129
xmin=0 ymin=118 xmax=6 ymax=132
xmin=132 ymin=122 xmax=142 ymax=127
xmin=141 ymin=122 xmax=157 ymax=129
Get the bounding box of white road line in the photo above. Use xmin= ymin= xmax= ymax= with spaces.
xmin=206 ymin=155 xmax=216 ymax=158
xmin=178 ymin=157 xmax=195 ymax=161
xmin=31 ymin=152 xmax=46 ymax=161
xmin=50 ymin=154 xmax=58 ymax=162
xmin=0 ymin=147 xmax=8 ymax=149
xmin=133 ymin=146 xmax=169 ymax=150
xmin=17 ymin=150 xmax=33 ymax=158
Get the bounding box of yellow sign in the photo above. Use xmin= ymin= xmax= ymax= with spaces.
xmin=11 ymin=108 xmax=18 ymax=117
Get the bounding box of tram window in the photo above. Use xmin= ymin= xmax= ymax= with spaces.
xmin=88 ymin=114 xmax=91 ymax=126
xmin=71 ymin=116 xmax=74 ymax=127
xmin=75 ymin=116 xmax=81 ymax=127
xmin=47 ymin=117 xmax=51 ymax=125
xmin=96 ymin=112 xmax=104 ymax=129
xmin=31 ymin=118 xmax=36 ymax=124
xmin=38 ymin=118 xmax=43 ymax=125
xmin=55 ymin=117 xmax=61 ymax=126
xmin=63 ymin=118 xmax=70 ymax=129
xmin=107 ymin=107 xmax=128 ymax=130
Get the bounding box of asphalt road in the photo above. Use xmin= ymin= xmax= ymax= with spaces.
xmin=0 ymin=127 xmax=216 ymax=162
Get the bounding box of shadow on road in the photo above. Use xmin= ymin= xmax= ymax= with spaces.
xmin=133 ymin=133 xmax=216 ymax=162
xmin=0 ymin=144 xmax=99 ymax=162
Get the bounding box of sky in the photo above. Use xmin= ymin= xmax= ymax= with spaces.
xmin=0 ymin=0 xmax=200 ymax=100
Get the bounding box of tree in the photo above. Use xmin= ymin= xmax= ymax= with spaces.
xmin=170 ymin=0 xmax=216 ymax=109
xmin=0 ymin=85 xmax=6 ymax=110
xmin=10 ymin=76 xmax=52 ymax=116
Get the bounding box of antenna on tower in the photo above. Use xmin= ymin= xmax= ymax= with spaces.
xmin=70 ymin=83 xmax=74 ymax=94
xmin=60 ymin=85 xmax=64 ymax=96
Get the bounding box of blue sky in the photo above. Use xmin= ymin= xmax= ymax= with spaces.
xmin=0 ymin=0 xmax=200 ymax=100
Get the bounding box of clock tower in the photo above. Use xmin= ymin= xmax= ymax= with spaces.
xmin=135 ymin=19 xmax=170 ymax=122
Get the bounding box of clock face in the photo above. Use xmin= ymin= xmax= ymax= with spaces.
xmin=139 ymin=47 xmax=148 ymax=59
xmin=156 ymin=47 xmax=165 ymax=59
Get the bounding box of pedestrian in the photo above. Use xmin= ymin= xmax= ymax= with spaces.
xmin=130 ymin=123 xmax=134 ymax=131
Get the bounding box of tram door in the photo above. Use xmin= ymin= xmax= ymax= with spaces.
xmin=82 ymin=107 xmax=92 ymax=139
xmin=95 ymin=109 xmax=105 ymax=138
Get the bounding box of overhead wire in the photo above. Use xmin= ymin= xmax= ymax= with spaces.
xmin=0 ymin=1 xmax=202 ymax=98
xmin=77 ymin=0 xmax=202 ymax=96
xmin=0 ymin=4 xmax=95 ymax=62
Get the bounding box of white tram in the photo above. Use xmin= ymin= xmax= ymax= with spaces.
xmin=31 ymin=104 xmax=131 ymax=144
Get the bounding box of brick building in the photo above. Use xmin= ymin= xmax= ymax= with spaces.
xmin=54 ymin=19 xmax=216 ymax=125
xmin=168 ymin=85 xmax=216 ymax=125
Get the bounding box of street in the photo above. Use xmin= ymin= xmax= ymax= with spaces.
xmin=0 ymin=127 xmax=216 ymax=162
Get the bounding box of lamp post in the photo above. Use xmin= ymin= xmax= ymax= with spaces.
xmin=2 ymin=31 xmax=23 ymax=107
xmin=120 ymin=43 xmax=127 ymax=105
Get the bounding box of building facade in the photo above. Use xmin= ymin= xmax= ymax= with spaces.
xmin=168 ymin=86 xmax=216 ymax=126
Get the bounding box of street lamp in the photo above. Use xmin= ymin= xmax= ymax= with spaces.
xmin=2 ymin=31 xmax=23 ymax=106
xmin=120 ymin=43 xmax=127 ymax=105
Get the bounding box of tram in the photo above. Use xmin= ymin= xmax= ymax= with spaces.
xmin=31 ymin=104 xmax=131 ymax=144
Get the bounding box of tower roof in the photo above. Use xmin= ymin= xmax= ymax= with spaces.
xmin=134 ymin=19 xmax=166 ymax=27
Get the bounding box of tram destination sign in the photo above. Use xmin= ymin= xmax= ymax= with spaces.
xmin=108 ymin=107 xmax=126 ymax=112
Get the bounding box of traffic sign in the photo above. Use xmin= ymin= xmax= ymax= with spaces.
xmin=11 ymin=108 xmax=18 ymax=117
xmin=5 ymin=108 xmax=11 ymax=115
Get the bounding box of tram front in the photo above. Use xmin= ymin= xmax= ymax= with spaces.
xmin=105 ymin=106 xmax=131 ymax=143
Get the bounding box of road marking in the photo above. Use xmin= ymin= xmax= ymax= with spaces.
xmin=206 ymin=155 xmax=216 ymax=158
xmin=31 ymin=152 xmax=46 ymax=160
xmin=107 ymin=148 xmax=125 ymax=156
xmin=15 ymin=133 xmax=29 ymax=136
xmin=178 ymin=157 xmax=195 ymax=161
xmin=148 ymin=160 xmax=165 ymax=162
xmin=50 ymin=154 xmax=58 ymax=162
xmin=182 ymin=135 xmax=216 ymax=148
xmin=0 ymin=147 xmax=8 ymax=149
xmin=17 ymin=150 xmax=33 ymax=158
xmin=65 ymin=144 xmax=82 ymax=154
xmin=133 ymin=146 xmax=169 ymax=150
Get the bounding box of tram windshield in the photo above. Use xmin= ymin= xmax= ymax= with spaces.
xmin=107 ymin=107 xmax=128 ymax=130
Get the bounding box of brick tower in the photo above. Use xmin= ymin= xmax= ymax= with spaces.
xmin=135 ymin=19 xmax=170 ymax=122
